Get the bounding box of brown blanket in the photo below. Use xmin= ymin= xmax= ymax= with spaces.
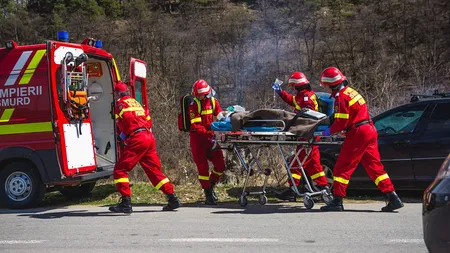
xmin=230 ymin=109 xmax=329 ymax=139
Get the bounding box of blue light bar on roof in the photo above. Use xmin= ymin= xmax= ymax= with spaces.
xmin=95 ymin=40 xmax=102 ymax=49
xmin=57 ymin=31 xmax=69 ymax=42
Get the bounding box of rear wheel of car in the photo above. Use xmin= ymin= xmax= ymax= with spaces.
xmin=321 ymin=157 xmax=335 ymax=190
xmin=0 ymin=161 xmax=45 ymax=209
xmin=60 ymin=182 xmax=96 ymax=198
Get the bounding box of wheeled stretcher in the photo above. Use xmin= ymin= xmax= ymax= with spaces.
xmin=211 ymin=109 xmax=343 ymax=209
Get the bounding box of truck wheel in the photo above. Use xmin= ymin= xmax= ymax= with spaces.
xmin=0 ymin=161 xmax=45 ymax=209
xmin=60 ymin=182 xmax=96 ymax=198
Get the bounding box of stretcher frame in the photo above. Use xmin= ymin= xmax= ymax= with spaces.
xmin=213 ymin=128 xmax=342 ymax=209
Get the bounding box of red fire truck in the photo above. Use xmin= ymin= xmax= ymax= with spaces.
xmin=0 ymin=31 xmax=149 ymax=209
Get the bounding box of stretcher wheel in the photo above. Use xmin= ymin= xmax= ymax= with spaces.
xmin=322 ymin=193 xmax=334 ymax=205
xmin=239 ymin=196 xmax=248 ymax=207
xmin=258 ymin=195 xmax=267 ymax=205
xmin=303 ymin=196 xmax=314 ymax=209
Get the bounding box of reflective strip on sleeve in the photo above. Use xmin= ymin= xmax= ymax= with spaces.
xmin=119 ymin=107 xmax=145 ymax=117
xmin=154 ymin=178 xmax=170 ymax=190
xmin=115 ymin=114 xmax=119 ymax=119
xmin=292 ymin=96 xmax=301 ymax=110
xmin=311 ymin=171 xmax=325 ymax=180
xmin=333 ymin=176 xmax=349 ymax=185
xmin=292 ymin=173 xmax=302 ymax=180
xmin=19 ymin=49 xmax=46 ymax=85
xmin=201 ymin=109 xmax=213 ymax=115
xmin=146 ymin=115 xmax=151 ymax=121
xmin=374 ymin=174 xmax=390 ymax=186
xmin=114 ymin=178 xmax=129 ymax=184
xmin=198 ymin=175 xmax=210 ymax=181
xmin=349 ymin=94 xmax=363 ymax=106
xmin=334 ymin=113 xmax=349 ymax=119
xmin=0 ymin=108 xmax=15 ymax=123
xmin=212 ymin=169 xmax=223 ymax=176
xmin=191 ymin=117 xmax=201 ymax=124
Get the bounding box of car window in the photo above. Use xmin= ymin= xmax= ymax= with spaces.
xmin=427 ymin=102 xmax=450 ymax=133
xmin=374 ymin=104 xmax=427 ymax=136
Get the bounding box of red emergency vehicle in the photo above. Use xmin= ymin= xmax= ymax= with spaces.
xmin=0 ymin=31 xmax=149 ymax=209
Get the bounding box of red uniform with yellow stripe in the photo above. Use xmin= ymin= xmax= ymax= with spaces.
xmin=113 ymin=96 xmax=174 ymax=197
xmin=188 ymin=97 xmax=226 ymax=189
xmin=330 ymin=86 xmax=395 ymax=197
xmin=279 ymin=90 xmax=328 ymax=187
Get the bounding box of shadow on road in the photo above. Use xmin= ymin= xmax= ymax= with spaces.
xmin=210 ymin=203 xmax=399 ymax=215
xmin=0 ymin=184 xmax=118 ymax=215
xmin=15 ymin=201 xmax=396 ymax=219
xmin=0 ymin=185 xmax=419 ymax=217
xmin=228 ymin=186 xmax=423 ymax=204
xmin=17 ymin=209 xmax=158 ymax=219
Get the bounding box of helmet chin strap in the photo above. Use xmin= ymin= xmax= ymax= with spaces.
xmin=330 ymin=81 xmax=346 ymax=91
xmin=295 ymin=84 xmax=311 ymax=91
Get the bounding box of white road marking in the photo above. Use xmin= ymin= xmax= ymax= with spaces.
xmin=163 ymin=238 xmax=279 ymax=243
xmin=0 ymin=240 xmax=46 ymax=245
xmin=386 ymin=239 xmax=423 ymax=243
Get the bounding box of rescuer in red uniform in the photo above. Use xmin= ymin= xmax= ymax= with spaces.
xmin=189 ymin=79 xmax=226 ymax=205
xmin=109 ymin=81 xmax=181 ymax=213
xmin=272 ymin=72 xmax=330 ymax=201
xmin=318 ymin=67 xmax=403 ymax=212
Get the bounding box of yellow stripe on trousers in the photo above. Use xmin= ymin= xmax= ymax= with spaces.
xmin=154 ymin=178 xmax=169 ymax=190
xmin=114 ymin=178 xmax=129 ymax=184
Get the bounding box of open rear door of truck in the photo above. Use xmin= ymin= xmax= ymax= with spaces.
xmin=47 ymin=41 xmax=97 ymax=177
xmin=128 ymin=58 xmax=149 ymax=114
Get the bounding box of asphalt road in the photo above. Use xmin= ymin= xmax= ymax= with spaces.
xmin=0 ymin=201 xmax=426 ymax=253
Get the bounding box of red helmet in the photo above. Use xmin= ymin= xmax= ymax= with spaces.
xmin=320 ymin=67 xmax=346 ymax=86
xmin=288 ymin=72 xmax=310 ymax=87
xmin=114 ymin=81 xmax=129 ymax=93
xmin=192 ymin=79 xmax=211 ymax=96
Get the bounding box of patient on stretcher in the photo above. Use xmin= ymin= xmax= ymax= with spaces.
xmin=211 ymin=108 xmax=330 ymax=138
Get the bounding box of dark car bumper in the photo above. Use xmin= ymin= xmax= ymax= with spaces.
xmin=423 ymin=178 xmax=450 ymax=253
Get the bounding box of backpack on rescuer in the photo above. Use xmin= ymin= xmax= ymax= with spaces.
xmin=178 ymin=94 xmax=195 ymax=132
xmin=177 ymin=94 xmax=215 ymax=132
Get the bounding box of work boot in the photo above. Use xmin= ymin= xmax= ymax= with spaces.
xmin=275 ymin=188 xmax=297 ymax=202
xmin=210 ymin=182 xmax=219 ymax=202
xmin=109 ymin=196 xmax=133 ymax=214
xmin=204 ymin=187 xmax=217 ymax=205
xmin=320 ymin=196 xmax=344 ymax=211
xmin=381 ymin=192 xmax=404 ymax=212
xmin=162 ymin=193 xmax=181 ymax=211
